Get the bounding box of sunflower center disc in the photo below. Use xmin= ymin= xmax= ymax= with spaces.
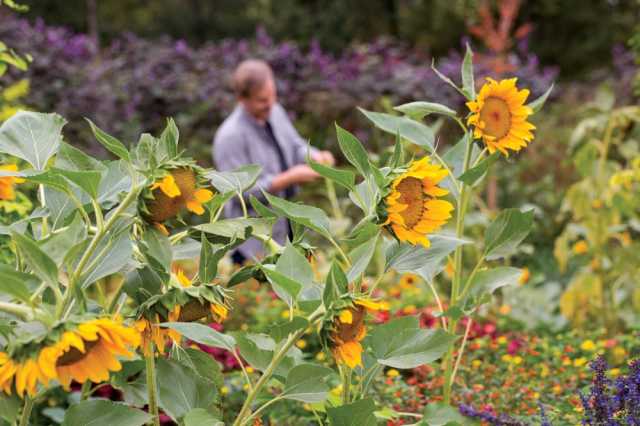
xmin=56 ymin=338 xmax=100 ymax=366
xmin=395 ymin=177 xmax=425 ymax=229
xmin=480 ymin=96 xmax=512 ymax=139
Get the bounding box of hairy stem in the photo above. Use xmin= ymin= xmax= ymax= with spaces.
xmin=144 ymin=340 xmax=161 ymax=426
xmin=232 ymin=308 xmax=324 ymax=426
xmin=18 ymin=396 xmax=34 ymax=426
xmin=444 ymin=131 xmax=474 ymax=404
xmin=58 ymin=186 xmax=141 ymax=318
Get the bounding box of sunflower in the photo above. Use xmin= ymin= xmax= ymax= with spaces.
xmin=0 ymin=164 xmax=25 ymax=201
xmin=466 ymin=78 xmax=535 ymax=155
xmin=384 ymin=157 xmax=454 ymax=247
xmin=0 ymin=352 xmax=51 ymax=397
xmin=329 ymin=299 xmax=387 ymax=369
xmin=135 ymin=315 xmax=182 ymax=356
xmin=170 ymin=270 xmax=229 ymax=323
xmin=146 ymin=167 xmax=213 ymax=223
xmin=47 ymin=318 xmax=140 ymax=389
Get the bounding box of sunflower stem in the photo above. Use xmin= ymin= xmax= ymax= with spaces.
xmin=58 ymin=185 xmax=142 ymax=319
xmin=0 ymin=301 xmax=35 ymax=321
xmin=18 ymin=396 xmax=34 ymax=426
xmin=237 ymin=192 xmax=249 ymax=218
xmin=232 ymin=307 xmax=324 ymax=426
xmin=80 ymin=381 xmax=92 ymax=400
xmin=342 ymin=366 xmax=352 ymax=404
xmin=325 ymin=179 xmax=344 ymax=221
xmin=443 ymin=129 xmax=475 ymax=404
xmin=144 ymin=340 xmax=161 ymax=426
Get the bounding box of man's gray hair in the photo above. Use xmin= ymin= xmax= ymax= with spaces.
xmin=232 ymin=59 xmax=274 ymax=98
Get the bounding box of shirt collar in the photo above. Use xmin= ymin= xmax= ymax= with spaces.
xmin=238 ymin=104 xmax=273 ymax=129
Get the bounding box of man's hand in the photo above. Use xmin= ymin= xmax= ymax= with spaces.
xmin=270 ymin=164 xmax=320 ymax=192
xmin=287 ymin=164 xmax=321 ymax=183
xmin=311 ymin=150 xmax=335 ymax=166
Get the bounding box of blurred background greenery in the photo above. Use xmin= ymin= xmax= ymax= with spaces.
xmin=19 ymin=0 xmax=640 ymax=78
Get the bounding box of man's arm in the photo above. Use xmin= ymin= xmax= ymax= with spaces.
xmin=213 ymin=131 xmax=320 ymax=199
xmin=275 ymin=104 xmax=334 ymax=166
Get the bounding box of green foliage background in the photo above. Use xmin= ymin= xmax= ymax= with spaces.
xmin=20 ymin=0 xmax=640 ymax=78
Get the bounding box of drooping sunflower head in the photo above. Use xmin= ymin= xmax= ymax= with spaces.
xmin=48 ymin=317 xmax=140 ymax=390
xmin=323 ymin=297 xmax=387 ymax=369
xmin=143 ymin=166 xmax=214 ymax=226
xmin=383 ymin=157 xmax=453 ymax=247
xmin=0 ymin=350 xmax=55 ymax=398
xmin=466 ymin=78 xmax=535 ymax=155
xmin=134 ymin=314 xmax=182 ymax=356
xmin=0 ymin=164 xmax=25 ymax=201
xmin=0 ymin=317 xmax=140 ymax=396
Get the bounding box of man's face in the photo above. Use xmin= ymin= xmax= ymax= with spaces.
xmin=240 ymin=78 xmax=277 ymax=122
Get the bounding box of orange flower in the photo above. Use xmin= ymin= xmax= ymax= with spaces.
xmin=0 ymin=164 xmax=25 ymax=201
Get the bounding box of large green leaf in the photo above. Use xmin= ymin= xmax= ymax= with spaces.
xmin=394 ymin=101 xmax=457 ymax=119
xmin=368 ymin=317 xmax=456 ymax=369
xmin=461 ymin=43 xmax=475 ymax=100
xmin=261 ymin=265 xmax=303 ymax=306
xmin=0 ymin=391 xmax=20 ymax=424
xmin=439 ymin=133 xmax=479 ymax=199
xmin=323 ymin=261 xmax=348 ymax=308
xmin=161 ymin=322 xmax=236 ymax=351
xmin=86 ymin=119 xmax=131 ymax=162
xmin=77 ymin=227 xmax=133 ymax=288
xmin=183 ymin=409 xmax=223 ymax=426
xmin=270 ymin=317 xmax=309 ymax=342
xmin=484 ymin=209 xmax=534 ymax=260
xmin=40 ymin=214 xmax=87 ymax=266
xmin=385 ymin=234 xmax=470 ymax=282
xmin=62 ymin=400 xmax=152 ymax=426
xmin=235 ymin=332 xmax=301 ymax=377
xmin=206 ymin=164 xmax=261 ymax=194
xmin=422 ymin=402 xmax=468 ymax=426
xmin=0 ymin=111 xmax=65 ymax=170
xmin=462 ymin=267 xmax=522 ymax=310
xmin=11 ymin=231 xmax=58 ymax=287
xmin=156 ymin=358 xmax=218 ymax=422
xmin=359 ymin=108 xmax=435 ymax=153
xmin=56 ymin=141 xmax=105 ymax=172
xmin=194 ymin=217 xmax=274 ymax=239
xmin=52 ymin=167 xmax=102 ymax=199
xmin=97 ymin=160 xmax=134 ymax=205
xmin=0 ymin=264 xmax=37 ymax=303
xmin=276 ymin=242 xmax=314 ymax=287
xmin=528 ymin=83 xmax=554 ymax=113
xmin=335 ymin=124 xmax=371 ymax=178
xmin=346 ymin=231 xmax=379 ymax=282
xmin=457 ymin=152 xmax=499 ymax=187
xmin=160 ymin=118 xmax=179 ymax=158
xmin=308 ymin=159 xmax=355 ymax=191
xmin=264 ymin=192 xmax=332 ymax=239
xmin=327 ymin=398 xmax=377 ymax=426
xmin=282 ymin=363 xmax=334 ymax=403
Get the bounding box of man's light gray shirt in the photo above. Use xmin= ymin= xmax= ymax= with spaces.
xmin=213 ymin=103 xmax=318 ymax=258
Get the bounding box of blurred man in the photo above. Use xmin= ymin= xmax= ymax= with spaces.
xmin=213 ymin=59 xmax=334 ymax=262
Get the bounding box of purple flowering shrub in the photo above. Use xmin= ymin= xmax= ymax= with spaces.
xmin=0 ymin=16 xmax=557 ymax=163
xmin=579 ymin=356 xmax=640 ymax=426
